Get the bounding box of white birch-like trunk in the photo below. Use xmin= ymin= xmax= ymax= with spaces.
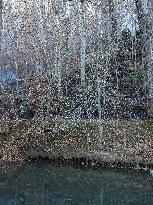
xmin=79 ymin=2 xmax=86 ymax=84
xmin=54 ymin=17 xmax=61 ymax=93
xmin=97 ymin=76 xmax=101 ymax=121
xmin=54 ymin=46 xmax=61 ymax=91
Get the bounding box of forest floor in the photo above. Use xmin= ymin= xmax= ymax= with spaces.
xmin=0 ymin=118 xmax=153 ymax=170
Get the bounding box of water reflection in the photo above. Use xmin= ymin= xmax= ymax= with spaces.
xmin=0 ymin=162 xmax=153 ymax=205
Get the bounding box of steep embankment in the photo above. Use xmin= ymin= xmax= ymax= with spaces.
xmin=0 ymin=119 xmax=153 ymax=168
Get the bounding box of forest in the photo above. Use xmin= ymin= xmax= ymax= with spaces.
xmin=0 ymin=0 xmax=153 ymax=121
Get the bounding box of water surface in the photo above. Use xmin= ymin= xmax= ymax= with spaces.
xmin=0 ymin=162 xmax=152 ymax=205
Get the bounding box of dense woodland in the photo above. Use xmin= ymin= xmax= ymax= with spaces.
xmin=0 ymin=0 xmax=153 ymax=121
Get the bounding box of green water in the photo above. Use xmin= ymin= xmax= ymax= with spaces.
xmin=0 ymin=162 xmax=152 ymax=205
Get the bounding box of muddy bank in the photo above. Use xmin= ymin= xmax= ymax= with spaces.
xmin=0 ymin=119 xmax=153 ymax=169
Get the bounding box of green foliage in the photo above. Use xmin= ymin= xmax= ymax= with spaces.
xmin=121 ymin=28 xmax=132 ymax=40
xmin=120 ymin=65 xmax=146 ymax=95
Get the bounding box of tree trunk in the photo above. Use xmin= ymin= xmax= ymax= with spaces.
xmin=0 ymin=0 xmax=3 ymax=50
xmin=108 ymin=0 xmax=117 ymax=44
xmin=135 ymin=0 xmax=153 ymax=116
xmin=79 ymin=1 xmax=86 ymax=85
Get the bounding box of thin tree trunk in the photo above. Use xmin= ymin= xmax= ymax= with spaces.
xmin=79 ymin=1 xmax=86 ymax=84
xmin=0 ymin=0 xmax=3 ymax=50
xmin=108 ymin=0 xmax=117 ymax=46
xmin=135 ymin=0 xmax=153 ymax=116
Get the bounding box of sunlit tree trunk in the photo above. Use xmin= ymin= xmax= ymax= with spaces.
xmin=79 ymin=1 xmax=86 ymax=85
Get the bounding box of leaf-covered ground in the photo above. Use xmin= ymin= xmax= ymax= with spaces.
xmin=0 ymin=119 xmax=153 ymax=169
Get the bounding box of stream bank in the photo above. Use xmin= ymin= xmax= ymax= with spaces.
xmin=0 ymin=119 xmax=153 ymax=170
